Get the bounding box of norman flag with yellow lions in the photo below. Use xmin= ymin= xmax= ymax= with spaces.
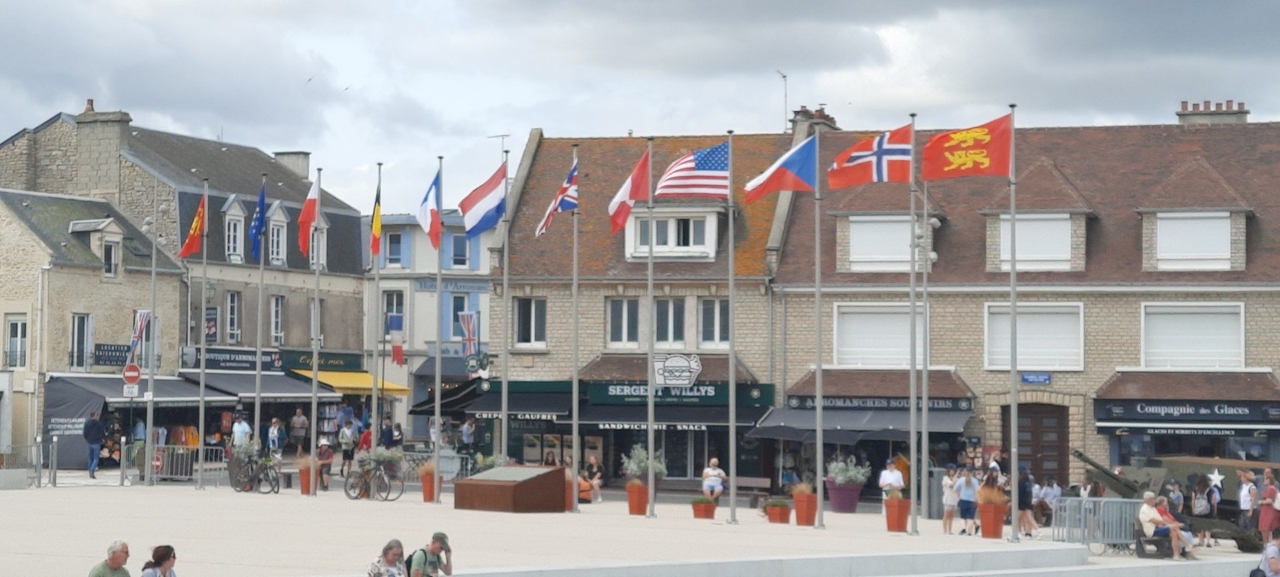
xmin=921 ymin=114 xmax=1012 ymax=181
xmin=177 ymin=194 xmax=206 ymax=258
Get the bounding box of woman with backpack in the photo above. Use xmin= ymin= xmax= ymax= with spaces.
xmin=1191 ymin=476 xmax=1218 ymax=547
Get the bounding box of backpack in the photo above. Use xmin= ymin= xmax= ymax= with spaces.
xmin=1192 ymin=491 xmax=1210 ymax=516
xmin=406 ymin=549 xmax=426 ymax=574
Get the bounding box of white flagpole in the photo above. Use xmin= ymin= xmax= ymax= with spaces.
xmin=433 ymin=156 xmax=444 ymax=504
xmin=1007 ymin=103 xmax=1021 ymax=543
xmin=253 ymin=174 xmax=266 ymax=447
xmin=908 ymin=114 xmax=920 ymax=535
xmin=813 ymin=129 xmax=825 ymax=530
xmin=309 ymin=168 xmax=322 ymax=496
xmin=198 ymin=179 xmax=209 ymax=490
xmin=501 ymin=150 xmax=512 ymax=465
xmin=646 ymin=137 xmax=657 ymax=518
xmin=373 ymin=164 xmax=383 ymax=443
xmin=571 ymin=145 xmax=581 ymax=513
xmin=727 ymin=131 xmax=738 ymax=524
xmin=921 ymin=178 xmax=932 ymax=521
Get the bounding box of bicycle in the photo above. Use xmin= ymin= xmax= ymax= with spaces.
xmin=233 ymin=454 xmax=280 ymax=494
xmin=344 ymin=459 xmax=404 ymax=501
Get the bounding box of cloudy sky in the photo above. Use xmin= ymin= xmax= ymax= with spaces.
xmin=3 ymin=1 xmax=1278 ymax=214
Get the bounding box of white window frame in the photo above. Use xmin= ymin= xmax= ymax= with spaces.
xmin=270 ymin=295 xmax=285 ymax=345
xmin=607 ymin=298 xmax=640 ymax=349
xmin=699 ymin=298 xmax=730 ymax=349
xmin=387 ymin=232 xmax=403 ymax=267
xmin=833 ymin=303 xmax=925 ymax=368
xmin=654 ymin=297 xmax=686 ymax=349
xmin=625 ymin=209 xmax=718 ymax=261
xmin=309 ymin=297 xmax=324 ymax=347
xmin=309 ymin=228 xmax=327 ymax=271
xmin=1155 ymin=212 xmax=1231 ymax=271
xmin=70 ymin=313 xmax=92 ymax=370
xmin=5 ymin=314 xmax=27 ymax=368
xmin=451 ymin=233 xmax=469 ymax=268
xmin=514 ymin=297 xmax=547 ymax=349
xmin=848 ymin=215 xmax=913 ymax=272
xmin=999 ymin=214 xmax=1071 ymax=272
xmin=226 ymin=292 xmax=241 ymax=343
xmin=225 ymin=216 xmax=244 ymax=264
xmin=1141 ymin=302 xmax=1243 ymax=369
xmin=269 ymin=223 xmax=286 ymax=266
xmin=383 ymin=291 xmax=404 ymax=336
xmin=983 ymin=302 xmax=1084 ymax=371
xmin=103 ymin=241 xmax=120 ymax=277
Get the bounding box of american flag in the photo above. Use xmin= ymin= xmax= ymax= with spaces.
xmin=458 ymin=311 xmax=480 ymax=357
xmin=128 ymin=310 xmax=151 ymax=364
xmin=535 ymin=154 xmax=579 ymax=237
xmin=654 ymin=141 xmax=730 ymax=198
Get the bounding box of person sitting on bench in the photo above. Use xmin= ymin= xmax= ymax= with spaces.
xmin=1140 ymin=491 xmax=1190 ymax=561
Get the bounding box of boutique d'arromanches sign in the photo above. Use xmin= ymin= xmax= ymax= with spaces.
xmin=787 ymin=396 xmax=973 ymax=411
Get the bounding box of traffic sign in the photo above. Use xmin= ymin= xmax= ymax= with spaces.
xmin=122 ymin=363 xmax=142 ymax=385
xmin=123 ymin=384 xmax=140 ymax=398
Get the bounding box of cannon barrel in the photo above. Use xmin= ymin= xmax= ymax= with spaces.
xmin=1070 ymin=449 xmax=1143 ymax=498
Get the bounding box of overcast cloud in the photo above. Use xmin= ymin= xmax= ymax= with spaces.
xmin=2 ymin=0 xmax=1278 ymax=213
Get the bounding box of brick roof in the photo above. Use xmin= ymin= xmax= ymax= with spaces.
xmin=981 ymin=157 xmax=1095 ymax=214
xmin=508 ymin=134 xmax=792 ymax=279
xmin=785 ymin=369 xmax=974 ymax=399
xmin=776 ymin=122 xmax=1280 ymax=286
xmin=578 ymin=354 xmax=758 ymax=384
xmin=1095 ymin=371 xmax=1280 ymax=401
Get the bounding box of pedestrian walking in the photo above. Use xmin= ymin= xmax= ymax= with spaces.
xmin=368 ymin=539 xmax=406 ymax=577
xmin=290 ymin=408 xmax=309 ymax=458
xmin=339 ymin=420 xmax=357 ymax=476
xmin=267 ymin=417 xmax=287 ymax=458
xmin=88 ymin=540 xmax=130 ymax=577
xmin=139 ymin=545 xmax=177 ymax=577
xmin=83 ymin=411 xmax=106 ymax=479
xmin=408 ymin=532 xmax=453 ymax=577
xmin=231 ymin=414 xmax=251 ymax=447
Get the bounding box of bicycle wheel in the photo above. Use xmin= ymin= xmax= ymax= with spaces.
xmin=380 ymin=470 xmax=404 ymax=502
xmin=343 ymin=471 xmax=364 ymax=500
xmin=255 ymin=467 xmax=278 ymax=494
xmin=235 ymin=462 xmax=255 ymax=492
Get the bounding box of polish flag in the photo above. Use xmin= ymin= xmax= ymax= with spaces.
xmin=298 ymin=180 xmax=320 ymax=256
xmin=608 ymin=148 xmax=650 ymax=235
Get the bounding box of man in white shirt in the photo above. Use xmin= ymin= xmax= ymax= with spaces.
xmin=879 ymin=459 xmax=905 ymax=499
xmin=1035 ymin=475 xmax=1063 ymax=526
xmin=231 ymin=414 xmax=252 ymax=446
xmin=1139 ymin=491 xmax=1188 ymax=560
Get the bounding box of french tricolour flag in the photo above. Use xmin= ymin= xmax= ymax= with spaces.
xmin=460 ymin=162 xmax=507 ymax=238
xmin=417 ymin=169 xmax=444 ymax=249
xmin=744 ymin=135 xmax=817 ymax=204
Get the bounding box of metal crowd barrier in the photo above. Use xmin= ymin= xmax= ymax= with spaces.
xmin=0 ymin=443 xmax=43 ymax=488
xmin=1052 ymin=497 xmax=1144 ymax=554
xmin=125 ymin=445 xmax=228 ymax=486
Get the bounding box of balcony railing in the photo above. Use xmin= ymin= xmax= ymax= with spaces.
xmin=3 ymin=349 xmax=25 ymax=369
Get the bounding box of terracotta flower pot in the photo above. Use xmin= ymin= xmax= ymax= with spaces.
xmin=884 ymin=497 xmax=909 ymax=532
xmin=565 ymin=480 xmax=575 ymax=511
xmin=692 ymin=501 xmax=716 ymax=519
xmin=627 ymin=483 xmax=649 ymax=516
xmin=299 ymin=467 xmax=314 ymax=496
xmin=421 ymin=474 xmax=441 ymax=502
xmin=793 ymin=493 xmax=818 ymax=526
xmin=978 ymin=503 xmax=1008 ymax=539
xmin=766 ymin=505 xmax=792 ymax=524
xmin=825 ymin=479 xmax=863 ymax=513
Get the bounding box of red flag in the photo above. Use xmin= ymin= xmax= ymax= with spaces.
xmin=177 ymin=195 xmax=206 ymax=258
xmin=608 ymin=148 xmax=650 ymax=235
xmin=298 ymin=180 xmax=320 ymax=256
xmin=827 ymin=124 xmax=912 ymax=190
xmin=920 ymin=114 xmax=1012 ymax=181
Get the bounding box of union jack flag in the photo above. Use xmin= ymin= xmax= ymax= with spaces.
xmin=535 ymin=154 xmax=579 ymax=237
xmin=458 ymin=311 xmax=480 ymax=357
xmin=128 ymin=310 xmax=151 ymax=364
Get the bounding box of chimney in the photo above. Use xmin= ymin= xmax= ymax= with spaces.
xmin=273 ymin=151 xmax=311 ymax=178
xmin=84 ymin=98 xmax=95 ymax=113
xmin=791 ymin=105 xmax=840 ymax=132
xmin=73 ymin=102 xmax=132 ymax=199
xmin=1176 ymin=99 xmax=1249 ymax=125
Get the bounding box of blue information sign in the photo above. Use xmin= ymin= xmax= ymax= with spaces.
xmin=1021 ymin=372 xmax=1052 ymax=385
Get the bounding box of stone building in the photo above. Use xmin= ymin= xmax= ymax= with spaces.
xmin=0 ymin=188 xmax=182 ymax=447
xmin=361 ymin=211 xmax=496 ymax=440
xmin=0 ymin=101 xmax=370 ymax=439
xmin=766 ymin=100 xmax=1280 ymax=484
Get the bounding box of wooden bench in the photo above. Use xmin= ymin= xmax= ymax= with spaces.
xmin=737 ymin=477 xmax=772 ymax=508
xmin=1133 ymin=520 xmax=1173 ymax=559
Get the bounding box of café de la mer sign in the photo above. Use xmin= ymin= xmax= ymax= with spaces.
xmin=653 ymin=354 xmax=702 ymax=387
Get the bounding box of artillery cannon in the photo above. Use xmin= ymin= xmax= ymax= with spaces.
xmin=1071 ymin=449 xmax=1264 ymax=553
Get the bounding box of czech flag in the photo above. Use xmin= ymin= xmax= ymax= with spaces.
xmin=745 ymin=135 xmax=817 ymax=203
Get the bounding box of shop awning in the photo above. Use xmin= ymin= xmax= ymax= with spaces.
xmin=465 ymin=393 xmax=572 ymax=419
xmin=47 ymin=375 xmax=238 ymax=407
xmin=746 ymin=407 xmax=971 ymax=444
xmin=413 ymin=356 xmax=477 ymax=385
xmin=558 ymin=404 xmax=769 ymax=427
xmin=409 ymin=382 xmax=480 ymax=415
xmin=180 ymin=371 xmax=341 ymax=402
xmin=290 ymin=370 xmax=410 ymax=396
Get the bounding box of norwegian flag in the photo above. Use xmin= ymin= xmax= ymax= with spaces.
xmin=458 ymin=311 xmax=479 ymax=357
xmin=128 ymin=310 xmax=151 ymax=364
xmin=827 ymin=124 xmax=913 ymax=190
xmin=535 ymin=154 xmax=579 ymax=237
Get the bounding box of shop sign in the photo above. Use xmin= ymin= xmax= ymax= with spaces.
xmin=1094 ymin=400 xmax=1280 ymax=423
xmin=597 ymin=423 xmax=707 ymax=431
xmin=204 ymin=307 xmax=219 ymax=343
xmin=1108 ymin=427 xmax=1252 ymax=437
xmin=280 ymin=350 xmax=363 ymax=371
xmin=653 ymin=354 xmax=702 ymax=386
xmin=414 ymin=278 xmax=492 ymax=293
xmin=787 ymin=395 xmax=972 ymax=411
xmin=473 ymin=412 xmax=559 ymax=421
xmin=588 ymin=383 xmax=772 ymax=406
xmin=182 ymin=346 xmax=283 ymax=372
xmin=1021 ymin=372 xmax=1052 ymax=385
xmin=93 ymin=344 xmax=131 ymax=367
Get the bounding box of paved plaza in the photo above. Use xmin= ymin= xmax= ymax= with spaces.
xmin=0 ymin=475 xmax=1256 ymax=577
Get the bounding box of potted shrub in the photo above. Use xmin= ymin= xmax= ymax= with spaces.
xmin=692 ymin=496 xmax=716 ymax=519
xmin=977 ymin=482 xmax=1010 ymax=539
xmin=620 ymin=444 xmax=666 ymax=516
xmin=825 ymin=457 xmax=871 ymax=513
xmin=764 ymin=498 xmax=792 ymax=524
xmin=791 ymin=482 xmax=817 ymax=526
xmin=883 ymin=486 xmax=909 ymax=532
xmin=418 ymin=460 xmax=439 ymax=502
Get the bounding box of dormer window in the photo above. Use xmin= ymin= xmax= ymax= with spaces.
xmin=225 ymin=216 xmax=244 ymax=264
xmin=103 ymin=241 xmax=120 ymax=277
xmin=625 ymin=209 xmax=718 ymax=261
xmin=848 ymin=216 xmax=912 ymax=272
xmin=1000 ymin=214 xmax=1070 ymax=271
xmin=1155 ymin=212 xmax=1230 ymax=271
xmin=265 ymin=202 xmax=290 ymax=267
xmin=269 ymin=223 xmax=285 ymax=266
xmin=309 ymin=228 xmax=327 ymax=271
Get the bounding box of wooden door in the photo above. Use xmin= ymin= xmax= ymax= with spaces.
xmin=1002 ymin=404 xmax=1069 ymax=481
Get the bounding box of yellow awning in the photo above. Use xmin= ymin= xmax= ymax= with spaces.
xmin=291 ymin=370 xmax=411 ymax=396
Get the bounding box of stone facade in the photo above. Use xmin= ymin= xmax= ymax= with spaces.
xmin=1231 ymin=211 xmax=1248 ymax=271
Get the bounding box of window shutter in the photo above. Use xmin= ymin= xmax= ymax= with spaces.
xmin=469 ymin=235 xmax=481 ymax=271
xmin=442 ymin=234 xmax=454 ymax=271
xmin=439 ymin=291 xmax=452 ymax=343
xmin=400 ymin=230 xmax=412 ymax=268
